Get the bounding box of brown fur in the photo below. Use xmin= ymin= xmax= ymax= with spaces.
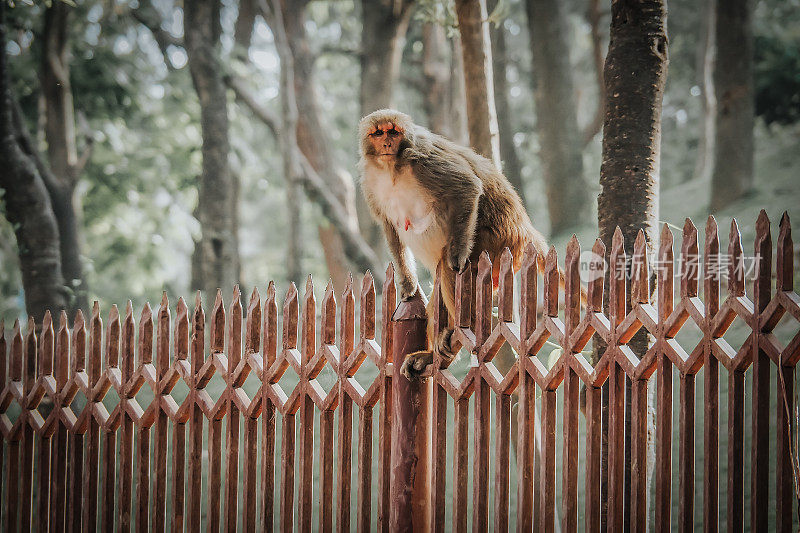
xmin=358 ymin=109 xmax=549 ymax=377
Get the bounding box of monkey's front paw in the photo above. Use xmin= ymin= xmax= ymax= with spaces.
xmin=399 ymin=278 xmax=418 ymax=301
xmin=400 ymin=350 xmax=433 ymax=379
xmin=447 ymin=251 xmax=468 ymax=273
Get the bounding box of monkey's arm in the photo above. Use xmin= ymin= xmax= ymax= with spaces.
xmin=381 ymin=218 xmax=418 ymax=300
xmin=443 ymin=183 xmax=481 ymax=272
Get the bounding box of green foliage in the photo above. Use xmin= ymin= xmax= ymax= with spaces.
xmin=755 ymin=34 xmax=800 ymax=125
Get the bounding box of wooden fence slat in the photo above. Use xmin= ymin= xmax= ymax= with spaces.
xmin=297 ymin=281 xmax=315 ymax=533
xmin=6 ymin=438 xmax=20 ymax=532
xmin=100 ymin=307 xmax=120 ymax=531
xmin=81 ymin=304 xmax=103 ymax=533
xmin=187 ymin=294 xmax=205 ymax=533
xmin=207 ymin=290 xmax=226 ymax=533
xmin=432 ymin=386 xmax=448 ymax=533
xmin=336 ymin=279 xmax=355 ymax=533
xmin=356 ymin=407 xmax=373 ymax=533
xmin=135 ymin=304 xmax=153 ymax=532
xmin=751 ymin=211 xmax=772 ymax=532
xmin=260 ymin=283 xmax=278 ymax=532
xmin=452 ymin=397 xmax=469 ymax=533
xmin=5 ymin=321 xmax=22 ymax=533
xmin=117 ymin=303 xmax=136 ymax=533
xmin=538 ymin=389 xmax=557 ymax=532
xmin=472 ymin=254 xmax=492 ymax=533
xmin=472 ymin=377 xmax=491 ymax=533
xmin=171 ymin=422 xmax=186 ymax=533
xmin=377 ymin=265 xmax=395 ymax=533
xmin=776 ymin=212 xmax=795 ymax=532
xmin=208 ymin=417 xmax=223 ymax=533
xmin=562 ymin=238 xmax=580 ymax=533
xmin=630 ymin=379 xmax=648 ymax=531
xmin=607 ymin=363 xmax=625 ymax=533
xmin=49 ymin=312 xmax=69 ymax=533
xmin=136 ymin=426 xmax=151 ymax=531
xmin=318 ymin=409 xmax=335 ymax=533
xmin=654 ymin=354 xmax=672 ymax=533
xmin=494 ymin=393 xmax=512 ymax=533
xmin=20 ymin=317 xmax=37 ymax=531
xmin=703 ymin=217 xmax=721 ymax=533
xmin=584 ymin=385 xmax=601 ymax=533
xmin=35 ymin=313 xmax=54 ymax=533
xmin=562 ymin=368 xmax=579 ymax=533
xmin=280 ymin=413 xmax=296 ymax=533
xmin=678 ymin=373 xmax=695 ymax=532
xmin=67 ymin=312 xmax=86 ymax=533
xmin=152 ymin=293 xmax=170 ymax=533
xmin=242 ymin=417 xmax=258 ymax=533
xmin=727 ymin=371 xmax=745 ymax=533
xmin=224 ymin=288 xmax=243 ymax=533
xmin=261 ymin=401 xmax=277 ymax=532
xmin=153 ymin=296 xmax=171 ymax=533
xmin=170 ymin=298 xmax=189 ymax=533
xmin=654 ymin=225 xmax=674 ymax=533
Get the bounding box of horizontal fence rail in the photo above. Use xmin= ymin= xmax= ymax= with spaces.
xmin=0 ymin=210 xmax=798 ymax=532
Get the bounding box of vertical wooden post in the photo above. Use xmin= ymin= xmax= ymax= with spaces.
xmin=389 ymin=291 xmax=431 ymax=532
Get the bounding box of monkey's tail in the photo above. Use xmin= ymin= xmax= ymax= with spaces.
xmin=557 ymin=269 xmax=589 ymax=309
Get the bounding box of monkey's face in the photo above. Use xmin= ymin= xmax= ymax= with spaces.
xmin=367 ymin=121 xmax=404 ymax=158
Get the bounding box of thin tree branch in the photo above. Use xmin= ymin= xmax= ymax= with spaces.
xmin=316 ymin=43 xmax=363 ymax=61
xmin=224 ymin=74 xmax=280 ymax=136
xmin=228 ymin=71 xmax=383 ymax=278
xmin=581 ymin=0 xmax=606 ymax=147
xmin=11 ymin=96 xmax=63 ymax=194
xmin=129 ymin=0 xmax=183 ymax=70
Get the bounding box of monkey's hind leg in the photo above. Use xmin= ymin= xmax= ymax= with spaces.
xmin=400 ymin=328 xmax=456 ymax=379
xmin=400 ymin=260 xmax=460 ymax=379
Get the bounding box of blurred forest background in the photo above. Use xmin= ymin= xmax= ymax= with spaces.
xmin=1 ymin=0 xmax=799 ymax=322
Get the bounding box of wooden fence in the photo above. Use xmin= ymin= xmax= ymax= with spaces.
xmin=0 ymin=209 xmax=798 ymax=532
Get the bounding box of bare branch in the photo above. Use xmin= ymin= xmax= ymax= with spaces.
xmin=317 ymin=43 xmax=362 ymax=61
xmin=224 ymin=74 xmax=280 ymax=136
xmin=581 ymin=0 xmax=606 ymax=147
xmin=226 ymin=70 xmax=383 ymax=279
xmin=129 ymin=0 xmax=183 ymax=70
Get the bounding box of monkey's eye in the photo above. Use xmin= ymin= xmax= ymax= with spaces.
xmin=370 ymin=129 xmax=383 ymax=137
xmin=387 ymin=128 xmax=399 ymax=136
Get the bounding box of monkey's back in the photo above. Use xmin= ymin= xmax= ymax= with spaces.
xmin=422 ymin=131 xmax=548 ymax=271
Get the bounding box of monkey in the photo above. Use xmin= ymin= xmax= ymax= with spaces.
xmin=358 ymin=109 xmax=553 ymax=378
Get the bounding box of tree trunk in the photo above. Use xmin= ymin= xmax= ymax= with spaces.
xmin=691 ymin=0 xmax=716 ymax=183
xmin=266 ymin=0 xmax=304 ymax=287
xmin=184 ymin=0 xmax=239 ymax=299
xmin=233 ymin=0 xmax=257 ymax=60
xmin=525 ymin=0 xmax=589 ymax=235
xmin=359 ymin=0 xmax=413 ymax=116
xmin=597 ymin=1 xmax=667 ymax=529
xmin=357 ymin=0 xmax=413 ymax=251
xmin=0 ymin=5 xmax=67 ymax=324
xmin=278 ymin=0 xmax=371 ymax=293
xmin=488 ymin=0 xmax=527 ymax=209
xmin=709 ymin=0 xmax=753 ymax=211
xmin=582 ymin=0 xmax=606 ymax=146
xmin=453 ymin=0 xmax=501 ymax=167
xmin=39 ymin=2 xmax=89 ymax=314
xmin=449 ymin=35 xmax=470 ymax=146
xmin=422 ymin=23 xmax=452 ymax=137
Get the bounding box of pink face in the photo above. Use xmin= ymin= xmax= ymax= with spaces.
xmin=368 ymin=121 xmax=404 ymax=156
